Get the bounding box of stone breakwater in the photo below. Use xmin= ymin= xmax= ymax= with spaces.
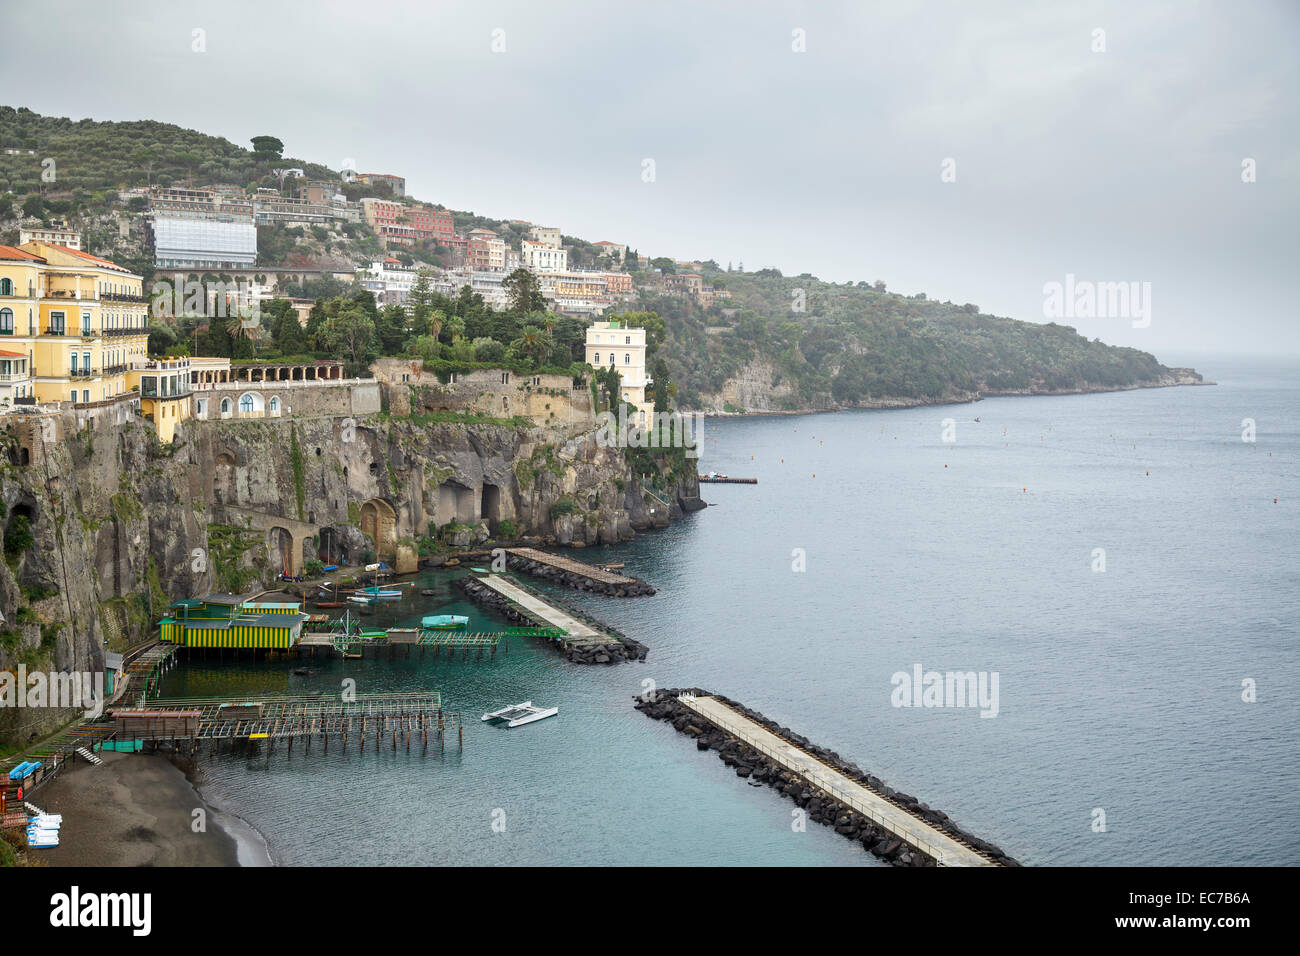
xmin=504 ymin=554 xmax=656 ymax=596
xmin=454 ymin=575 xmax=648 ymax=665
xmin=635 ymin=689 xmax=1019 ymax=867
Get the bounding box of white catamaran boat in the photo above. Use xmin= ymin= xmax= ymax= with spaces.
xmin=481 ymin=701 xmax=558 ymax=727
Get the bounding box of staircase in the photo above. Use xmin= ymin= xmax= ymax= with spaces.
xmin=75 ymin=747 xmax=103 ymax=766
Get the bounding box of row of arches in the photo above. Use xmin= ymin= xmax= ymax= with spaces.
xmin=196 ymin=393 xmax=283 ymax=420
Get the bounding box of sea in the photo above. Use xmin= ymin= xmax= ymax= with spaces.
xmin=159 ymin=354 xmax=1299 ymax=866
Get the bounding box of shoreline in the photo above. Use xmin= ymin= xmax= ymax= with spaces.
xmin=689 ymin=376 xmax=1215 ymax=420
xmin=26 ymin=751 xmax=272 ymax=867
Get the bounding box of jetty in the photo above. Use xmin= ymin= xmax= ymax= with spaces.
xmin=637 ymin=690 xmax=1016 ymax=867
xmin=698 ymin=476 xmax=757 ymax=484
xmin=456 ymin=573 xmax=648 ymax=664
xmin=503 ymin=547 xmax=655 ymax=596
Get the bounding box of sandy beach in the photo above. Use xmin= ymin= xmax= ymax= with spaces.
xmin=28 ymin=752 xmax=271 ymax=867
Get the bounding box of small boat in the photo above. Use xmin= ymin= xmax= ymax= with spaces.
xmin=481 ymin=701 xmax=558 ymax=728
xmin=354 ymin=586 xmax=403 ymax=597
xmin=348 ymin=594 xmax=375 ymax=605
xmin=314 ymin=601 xmax=348 ymax=609
xmin=292 ymin=667 xmax=311 ymax=676
xmin=420 ymin=589 xmax=435 ymax=596
xmin=974 ymin=416 xmax=981 ymax=423
xmin=322 ymin=565 xmax=340 ymax=573
xmin=422 ymin=614 xmax=469 ymax=630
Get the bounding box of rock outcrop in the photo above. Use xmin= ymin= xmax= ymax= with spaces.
xmin=0 ymin=408 xmax=696 ymax=744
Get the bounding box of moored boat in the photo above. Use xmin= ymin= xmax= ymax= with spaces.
xmin=421 ymin=614 xmax=469 ymax=630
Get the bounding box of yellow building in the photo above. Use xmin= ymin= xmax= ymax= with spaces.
xmin=126 ymin=358 xmax=193 ymax=443
xmin=17 ymin=241 xmax=150 ymax=408
xmin=0 ymin=245 xmax=42 ymax=407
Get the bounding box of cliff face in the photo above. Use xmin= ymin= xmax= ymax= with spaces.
xmin=693 ymin=361 xmax=1207 ymax=415
xmin=0 ymin=410 xmax=700 ymax=744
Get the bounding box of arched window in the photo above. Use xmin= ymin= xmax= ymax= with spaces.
xmin=239 ymin=394 xmax=254 ymax=413
xmin=624 ymin=353 xmax=630 ymax=365
xmin=269 ymin=396 xmax=280 ymax=414
xmin=221 ymin=398 xmax=231 ymax=414
xmin=593 ymin=353 xmax=601 ymax=365
xmin=0 ymin=278 xmax=12 ymax=296
xmin=0 ymin=308 xmax=12 ymax=334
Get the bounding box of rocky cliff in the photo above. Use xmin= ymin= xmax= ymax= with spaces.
xmin=0 ymin=409 xmax=701 ymax=745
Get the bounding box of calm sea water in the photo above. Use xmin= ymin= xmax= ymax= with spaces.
xmin=163 ymin=356 xmax=1300 ymax=866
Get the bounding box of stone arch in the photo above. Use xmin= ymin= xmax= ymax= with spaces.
xmin=237 ymin=391 xmax=265 ymax=416
xmin=267 ymin=526 xmax=295 ymax=576
xmin=360 ymin=497 xmax=397 ymax=561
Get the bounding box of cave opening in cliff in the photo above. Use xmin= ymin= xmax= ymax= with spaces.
xmin=481 ymin=483 xmax=502 ymax=532
xmin=318 ymin=527 xmax=344 ymax=565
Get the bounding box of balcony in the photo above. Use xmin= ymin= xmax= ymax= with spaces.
xmin=101 ymin=292 xmax=148 ymax=304
xmin=103 ymin=364 xmax=128 ymax=376
xmin=69 ymin=368 xmax=98 ymax=378
xmin=104 ymin=326 xmax=147 ymax=337
xmin=0 ymin=372 xmax=31 ymax=383
xmin=42 ymin=326 xmax=68 ymax=336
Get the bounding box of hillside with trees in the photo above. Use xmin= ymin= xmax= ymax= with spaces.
xmin=1 ymin=107 xmax=1197 ymax=413
xmin=631 ymin=266 xmax=1195 ymax=412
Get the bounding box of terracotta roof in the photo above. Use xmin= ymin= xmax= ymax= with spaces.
xmin=34 ymin=243 xmax=133 ymax=273
xmin=0 ymin=244 xmax=44 ymax=262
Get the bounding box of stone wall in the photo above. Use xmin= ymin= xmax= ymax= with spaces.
xmin=192 ymin=380 xmax=381 ymax=422
xmin=373 ymin=360 xmax=594 ymax=432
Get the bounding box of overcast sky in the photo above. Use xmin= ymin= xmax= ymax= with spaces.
xmin=4 ymin=0 xmax=1297 ymax=357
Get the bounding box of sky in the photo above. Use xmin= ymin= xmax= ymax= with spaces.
xmin=3 ymin=0 xmax=1297 ymax=357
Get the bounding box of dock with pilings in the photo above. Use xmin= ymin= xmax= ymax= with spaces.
xmin=107 ymin=691 xmax=462 ymax=755
xmin=636 ymin=690 xmax=1017 ymax=867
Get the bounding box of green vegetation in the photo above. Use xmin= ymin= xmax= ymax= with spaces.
xmin=638 ymin=271 xmax=1175 ymax=409
xmin=3 ymin=513 xmax=32 ymax=564
xmin=495 ymin=519 xmax=520 ymax=539
xmin=206 ymin=524 xmax=263 ymax=593
xmin=513 ymin=444 xmax=566 ymax=490
xmin=548 ymin=496 xmax=577 ymax=519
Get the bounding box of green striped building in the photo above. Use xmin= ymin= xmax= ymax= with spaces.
xmin=160 ymin=593 xmax=306 ymax=649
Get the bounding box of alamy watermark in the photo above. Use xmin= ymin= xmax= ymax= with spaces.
xmin=594 ymin=408 xmax=704 ymax=458
xmin=1043 ymin=273 xmax=1150 ymax=328
xmin=1 ymin=666 xmax=104 ymax=718
xmin=150 ymin=274 xmax=260 ymax=326
xmin=890 ymin=664 xmax=999 ymax=718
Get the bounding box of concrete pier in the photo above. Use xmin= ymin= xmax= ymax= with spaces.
xmin=675 ymin=694 xmax=1000 ymax=867
xmin=475 ymin=574 xmax=603 ymax=643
